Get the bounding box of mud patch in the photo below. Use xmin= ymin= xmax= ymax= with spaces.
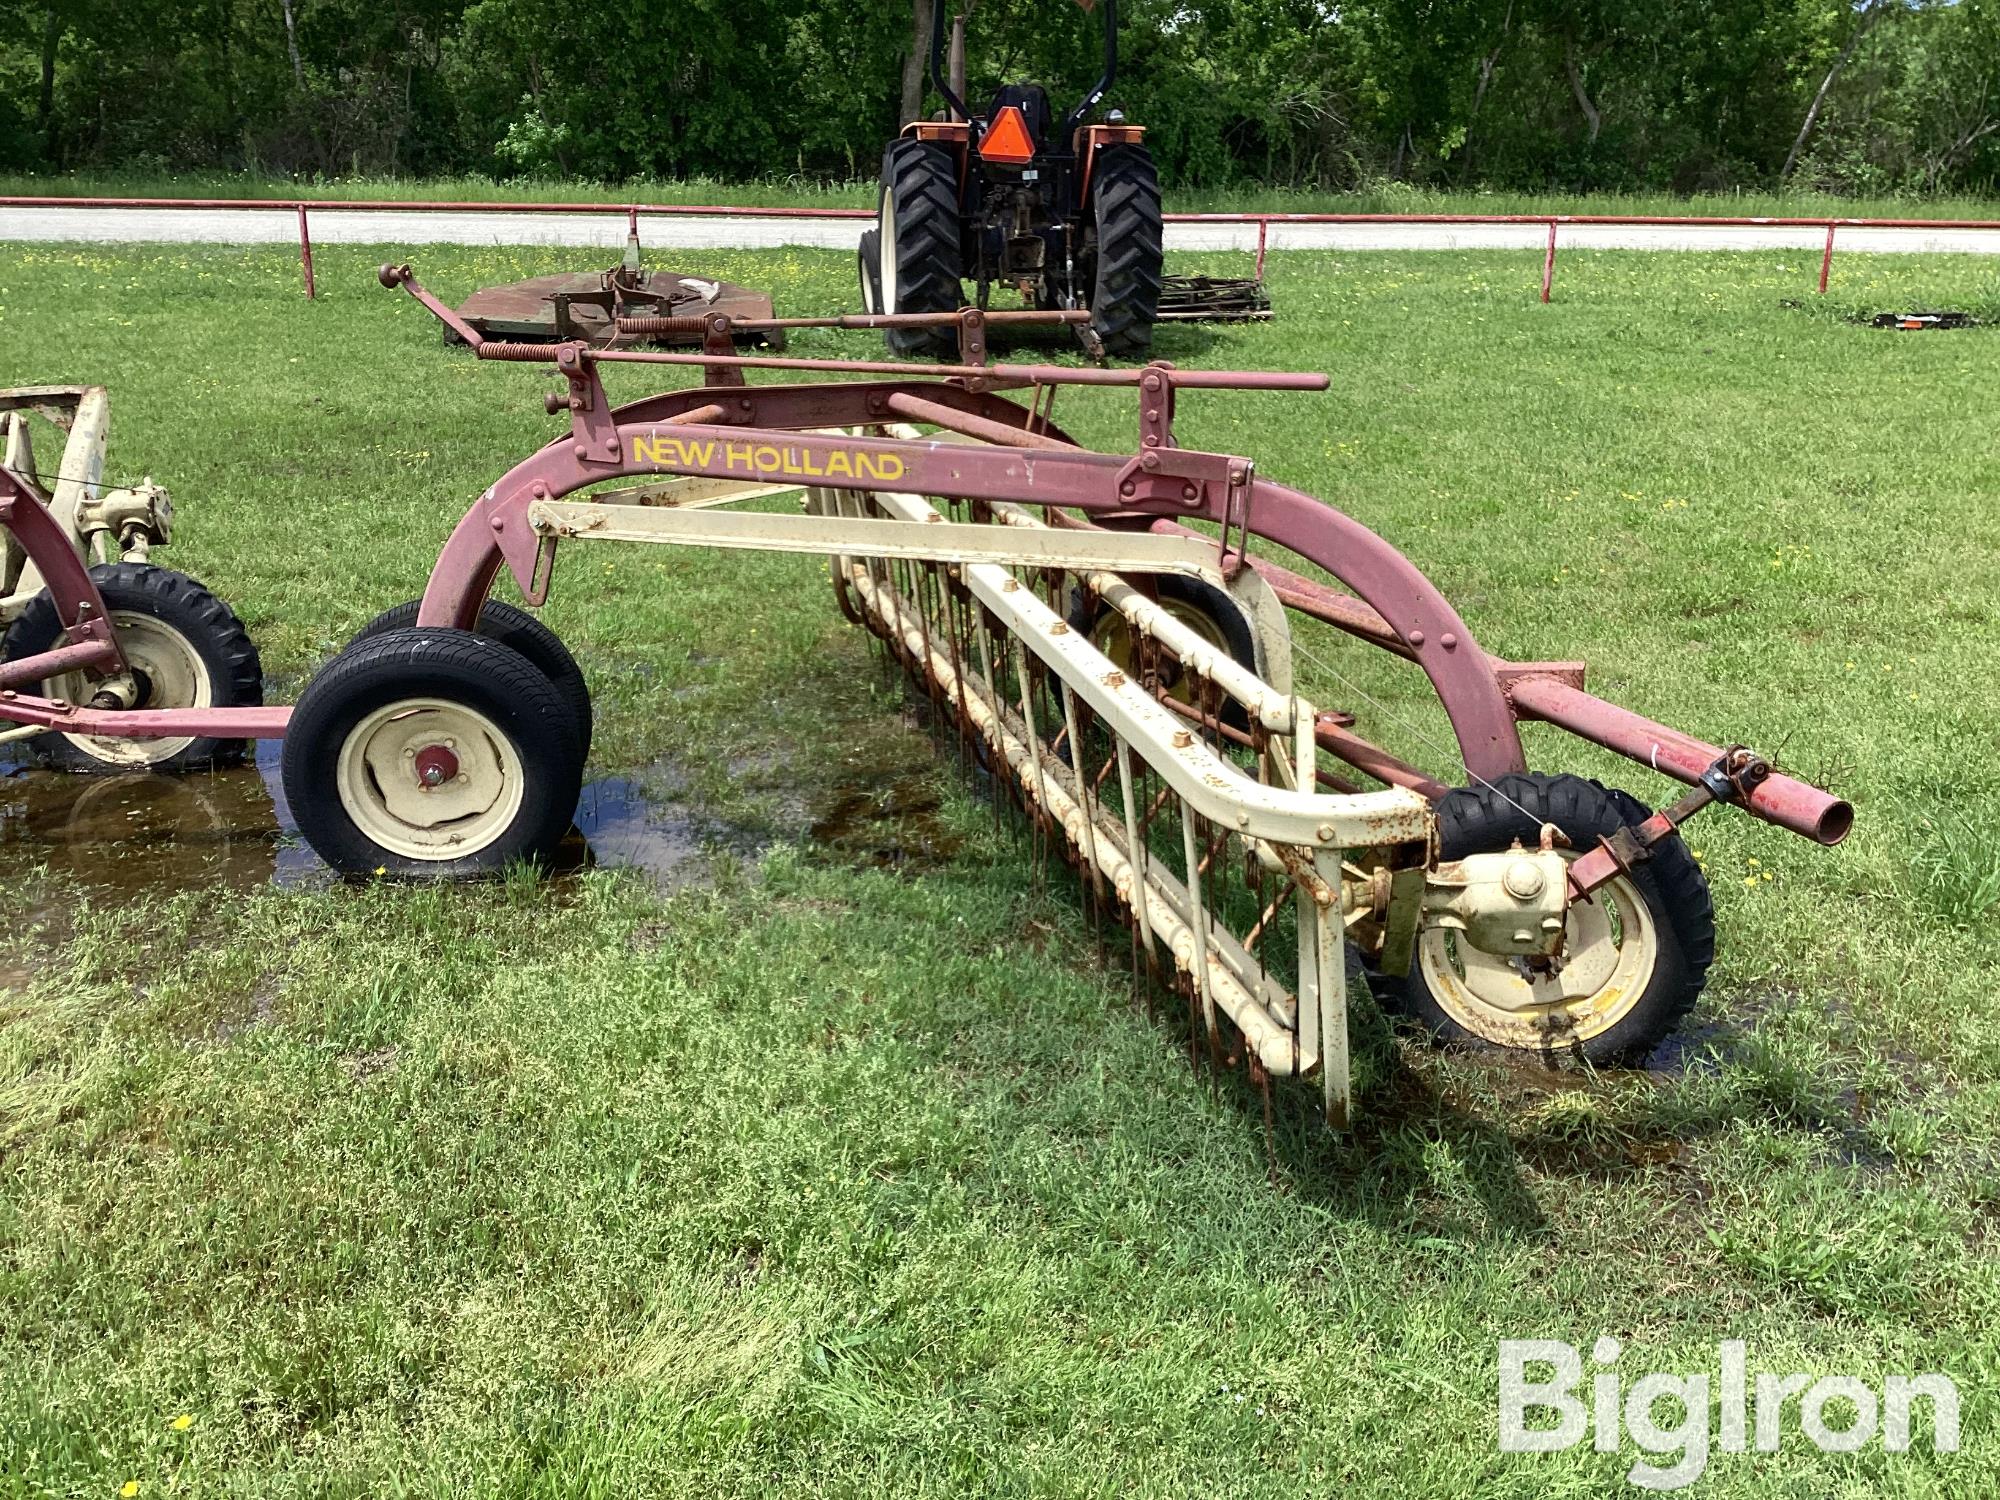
xmin=808 ymin=769 xmax=962 ymax=871
xmin=565 ymin=775 xmax=768 ymax=890
xmin=0 ymin=713 xmax=963 ymax=903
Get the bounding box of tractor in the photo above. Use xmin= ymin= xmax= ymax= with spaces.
xmin=860 ymin=0 xmax=1164 ymax=358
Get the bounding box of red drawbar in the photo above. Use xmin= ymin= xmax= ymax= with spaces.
xmin=978 ymin=106 xmax=1037 ymax=166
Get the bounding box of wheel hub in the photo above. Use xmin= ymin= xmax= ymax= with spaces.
xmin=338 ymin=698 xmax=522 ymax=857
xmin=51 ymin=613 xmax=210 ymax=765
xmin=413 ymin=743 xmax=460 ymax=789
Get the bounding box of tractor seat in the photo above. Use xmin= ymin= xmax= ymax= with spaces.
xmin=985 ymin=83 xmax=1052 ymax=150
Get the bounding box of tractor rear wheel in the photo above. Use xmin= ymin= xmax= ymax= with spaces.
xmin=858 ymin=228 xmax=883 ymax=315
xmin=877 ymin=140 xmax=962 ymax=358
xmin=1086 ymin=144 xmax=1165 ymax=356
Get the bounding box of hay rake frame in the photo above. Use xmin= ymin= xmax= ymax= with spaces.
xmin=0 ymin=264 xmax=1855 ymax=1125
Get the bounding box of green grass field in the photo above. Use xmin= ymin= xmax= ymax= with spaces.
xmin=5 ymin=169 xmax=2000 ymax=223
xmin=1 ymin=238 xmax=1998 ymax=1496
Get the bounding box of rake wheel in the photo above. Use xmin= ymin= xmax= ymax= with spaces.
xmin=2 ymin=563 xmax=263 ymax=772
xmin=282 ymin=628 xmax=583 ymax=878
xmin=1067 ymin=574 xmax=1258 ymax=731
xmin=1376 ymin=773 xmax=1714 ymax=1065
xmin=351 ymin=597 xmax=593 ymax=763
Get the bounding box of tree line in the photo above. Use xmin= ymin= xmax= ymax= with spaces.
xmin=5 ymin=0 xmax=1997 ymax=197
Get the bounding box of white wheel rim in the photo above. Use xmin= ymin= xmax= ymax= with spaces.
xmin=1419 ymin=860 xmax=1662 ymax=1050
xmin=335 ymin=697 xmax=526 ymax=861
xmin=48 ymin=610 xmax=213 ymax=766
xmin=878 ymin=188 xmax=899 ymax=312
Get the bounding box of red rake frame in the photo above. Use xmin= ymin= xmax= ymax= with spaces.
xmin=379 ymin=262 xmax=1850 ymax=887
xmin=0 ymin=266 xmax=1851 ymax=898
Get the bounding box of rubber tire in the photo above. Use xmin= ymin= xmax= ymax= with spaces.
xmin=1374 ymin=772 xmax=1716 ymax=1065
xmin=1066 ymin=574 xmax=1258 ymax=732
xmin=281 ymin=627 xmax=584 ymax=878
xmin=858 ymin=228 xmax=883 ymax=315
xmin=351 ymin=598 xmax=593 ymax=763
xmin=1 ymin=562 xmax=263 ymax=772
xmin=1087 ymin=144 xmax=1165 ymax=357
xmin=878 ymin=139 xmax=963 ymax=358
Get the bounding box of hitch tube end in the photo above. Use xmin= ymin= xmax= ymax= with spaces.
xmin=1504 ymin=674 xmax=1853 ymax=847
xmin=1804 ymin=794 xmax=1855 ymax=847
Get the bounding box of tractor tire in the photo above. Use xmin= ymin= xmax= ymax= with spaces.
xmin=876 ymin=139 xmax=963 ymax=358
xmin=1 ymin=562 xmax=264 ymax=772
xmin=281 ymin=627 xmax=584 ymax=878
xmin=858 ymin=228 xmax=883 ymax=315
xmin=351 ymin=597 xmax=593 ymax=763
xmin=1373 ymin=773 xmax=1716 ymax=1066
xmin=1086 ymin=144 xmax=1165 ymax=357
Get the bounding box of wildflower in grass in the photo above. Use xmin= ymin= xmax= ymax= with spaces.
xmin=170 ymin=1414 xmax=193 ymax=1431
xmin=121 ymin=1484 xmax=140 ymax=1498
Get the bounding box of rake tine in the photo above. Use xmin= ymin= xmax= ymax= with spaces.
xmin=1251 ymin=1053 xmax=1278 ymax=1187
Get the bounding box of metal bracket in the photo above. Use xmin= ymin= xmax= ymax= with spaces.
xmin=1566 ymin=746 xmax=1772 ymax=901
xmin=1137 ymin=362 xmax=1176 ymax=451
xmin=1111 ymin=446 xmax=1257 ymax=518
xmin=955 ymin=308 xmax=989 ymax=368
xmin=554 ymin=344 xmax=621 ymax=466
xmin=702 ymin=315 xmax=745 ymax=387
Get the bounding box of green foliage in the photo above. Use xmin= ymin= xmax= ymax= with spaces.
xmin=2 ymin=0 xmax=1998 ymax=195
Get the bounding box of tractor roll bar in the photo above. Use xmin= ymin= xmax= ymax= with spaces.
xmin=925 ymin=0 xmax=1119 ymax=140
xmin=1060 ymin=0 xmax=1119 ymax=142
xmin=928 ymin=0 xmax=975 ymax=128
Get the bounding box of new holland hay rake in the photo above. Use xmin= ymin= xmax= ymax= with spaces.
xmin=0 ymin=267 xmax=1853 ymax=1125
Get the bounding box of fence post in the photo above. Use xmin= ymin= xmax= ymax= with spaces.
xmin=1255 ymin=217 xmax=1268 ymax=282
xmin=1819 ymin=221 xmax=1835 ymax=294
xmin=1541 ymin=218 xmax=1557 ymax=303
xmin=296 ymin=203 xmax=316 ymax=300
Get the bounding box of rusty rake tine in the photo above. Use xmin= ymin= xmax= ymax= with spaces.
xmin=1252 ymin=1054 xmax=1279 ymax=1187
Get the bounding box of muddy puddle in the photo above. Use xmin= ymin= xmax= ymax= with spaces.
xmin=0 ymin=732 xmax=960 ymax=906
xmin=0 ymin=742 xmax=320 ymax=897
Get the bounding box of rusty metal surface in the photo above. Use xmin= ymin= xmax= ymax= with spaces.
xmin=455 ymin=267 xmax=783 ymax=350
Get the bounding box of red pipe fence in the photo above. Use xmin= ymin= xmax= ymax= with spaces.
xmin=6 ymin=194 xmax=1996 ymax=303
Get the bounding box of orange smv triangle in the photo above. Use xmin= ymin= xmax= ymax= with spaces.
xmin=978 ymin=105 xmax=1038 ymax=166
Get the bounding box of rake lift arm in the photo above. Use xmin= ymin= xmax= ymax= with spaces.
xmin=343 ymin=264 xmax=1855 ymax=1121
